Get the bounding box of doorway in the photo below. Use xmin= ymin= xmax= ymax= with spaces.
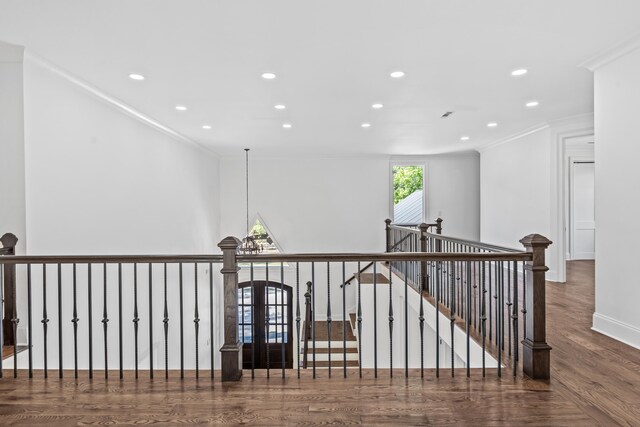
xmin=569 ymin=160 xmax=595 ymax=260
xmin=237 ymin=281 xmax=293 ymax=369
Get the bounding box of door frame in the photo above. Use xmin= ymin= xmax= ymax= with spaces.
xmin=568 ymin=156 xmax=595 ymax=260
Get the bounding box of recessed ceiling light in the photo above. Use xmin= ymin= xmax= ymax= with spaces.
xmin=175 ymin=105 xmax=187 ymax=111
xmin=282 ymin=123 xmax=292 ymax=129
xmin=361 ymin=123 xmax=371 ymax=128
xmin=526 ymin=101 xmax=539 ymax=108
xmin=460 ymin=136 xmax=470 ymax=141
xmin=129 ymin=73 xmax=145 ymax=81
xmin=511 ymin=69 xmax=528 ymax=76
xmin=372 ymin=103 xmax=384 ymax=109
xmin=390 ymin=71 xmax=405 ymax=78
xmin=274 ymin=104 xmax=286 ymax=110
xmin=261 ymin=72 xmax=276 ymax=80
xmin=487 ymin=122 xmax=498 ymax=127
xmin=202 ymin=125 xmax=211 ymax=130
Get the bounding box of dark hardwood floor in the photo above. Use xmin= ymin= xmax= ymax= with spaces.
xmin=0 ymin=260 xmax=638 ymax=426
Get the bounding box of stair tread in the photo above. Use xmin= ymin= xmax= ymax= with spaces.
xmin=357 ymin=272 xmax=389 ymax=284
xmin=303 ymin=321 xmax=357 ymax=341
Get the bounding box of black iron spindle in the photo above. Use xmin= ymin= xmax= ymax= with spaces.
xmin=209 ymin=262 xmax=214 ymax=380
xmin=512 ymin=261 xmax=519 ymax=377
xmin=88 ymin=264 xmax=93 ymax=379
xmin=296 ymin=263 xmax=300 ymax=379
xmin=342 ymin=262 xmax=346 ymax=378
xmin=148 ymin=263 xmax=153 ymax=379
xmin=102 ymin=263 xmax=108 ymax=379
xmin=266 ymin=262 xmax=270 ymax=379
xmin=481 ymin=260 xmax=486 ymax=378
xmin=388 ymin=263 xmax=393 ymax=378
xmin=419 ymin=261 xmax=425 ymax=378
xmin=311 ymin=262 xmax=315 ymax=379
xmin=404 ymin=262 xmax=408 ymax=378
xmin=72 ymin=263 xmax=79 ymax=379
xmin=326 ymin=262 xmax=331 ymax=378
xmin=373 ymin=262 xmax=378 ymax=378
xmin=42 ymin=264 xmax=49 ymax=378
xmin=281 ymin=262 xmax=285 ymax=379
xmin=356 ymin=261 xmax=362 ymax=379
xmin=133 ymin=264 xmax=139 ymax=379
xmin=435 ymin=259 xmax=440 ymax=378
xmin=194 ymin=263 xmax=200 ymax=379
xmin=163 ymin=263 xmax=168 ymax=379
xmin=118 ymin=263 xmax=123 ymax=379
xmin=466 ymin=261 xmax=471 ymax=378
xmin=179 ymin=262 xmax=184 ymax=379
xmin=251 ymin=263 xmax=255 ymax=379
xmin=450 ymin=261 xmax=455 ymax=377
xmin=27 ymin=264 xmax=33 ymax=378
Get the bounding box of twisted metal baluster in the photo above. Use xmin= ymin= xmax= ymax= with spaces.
xmin=194 ymin=263 xmax=200 ymax=379
xmin=326 ymin=262 xmax=332 ymax=378
xmin=133 ymin=264 xmax=139 ymax=379
xmin=102 ymin=264 xmax=108 ymax=379
xmin=42 ymin=264 xmax=49 ymax=379
xmin=296 ymin=263 xmax=300 ymax=379
xmin=164 ymin=263 xmax=169 ymax=379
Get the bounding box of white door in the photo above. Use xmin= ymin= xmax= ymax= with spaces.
xmin=570 ymin=161 xmax=595 ymax=260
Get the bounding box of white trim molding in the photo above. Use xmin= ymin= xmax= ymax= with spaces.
xmin=475 ymin=122 xmax=549 ymax=153
xmin=24 ymin=51 xmax=219 ymax=158
xmin=592 ymin=313 xmax=640 ymax=350
xmin=580 ymin=32 xmax=640 ymax=71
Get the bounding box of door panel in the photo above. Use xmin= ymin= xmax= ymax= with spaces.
xmin=571 ymin=162 xmax=595 ymax=260
xmin=238 ymin=281 xmax=293 ymax=369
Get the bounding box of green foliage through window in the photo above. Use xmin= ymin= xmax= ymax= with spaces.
xmin=393 ymin=166 xmax=423 ymax=204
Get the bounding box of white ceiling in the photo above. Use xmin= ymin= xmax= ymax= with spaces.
xmin=1 ymin=0 xmax=639 ymax=156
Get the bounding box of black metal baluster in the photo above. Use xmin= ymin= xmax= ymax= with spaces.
xmin=419 ymin=261 xmax=425 ymax=379
xmin=281 ymin=262 xmax=285 ymax=379
xmin=27 ymin=264 xmax=33 ymax=378
xmin=388 ymin=261 xmax=394 ymax=378
xmin=251 ymin=263 xmax=255 ymax=379
xmin=148 ymin=263 xmax=153 ymax=379
xmin=133 ymin=264 xmax=139 ymax=379
xmin=266 ymin=262 xmax=270 ymax=379
xmin=42 ymin=264 xmax=49 ymax=379
xmin=311 ymin=262 xmax=315 ymax=379
xmin=512 ymin=261 xmax=519 ymax=377
xmin=164 ymin=263 xmax=169 ymax=379
xmin=72 ymin=263 xmax=79 ymax=379
xmin=88 ymin=264 xmax=93 ymax=379
xmin=497 ymin=261 xmax=503 ymax=378
xmin=450 ymin=261 xmax=455 ymax=377
xmin=404 ymin=262 xmax=408 ymax=379
xmin=373 ymin=262 xmax=378 ymax=378
xmin=522 ymin=262 xmax=527 ymax=342
xmin=356 ymin=261 xmax=362 ymax=379
xmin=466 ymin=261 xmax=471 ymax=378
xmin=118 ymin=263 xmax=123 ymax=379
xmin=326 ymin=262 xmax=331 ymax=378
xmin=342 ymin=262 xmax=346 ymax=379
xmin=507 ymin=261 xmax=512 ymax=357
xmin=194 ymin=263 xmax=200 ymax=379
xmin=435 ymin=259 xmax=440 ymax=378
xmin=209 ymin=262 xmax=214 ymax=380
xmin=481 ymin=260 xmax=486 ymax=377
xmin=102 ymin=263 xmax=108 ymax=379
xmin=178 ymin=263 xmax=184 ymax=378
xmin=488 ymin=259 xmax=492 ymax=343
xmin=296 ymin=263 xmax=300 ymax=379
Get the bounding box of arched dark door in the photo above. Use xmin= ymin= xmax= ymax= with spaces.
xmin=238 ymin=281 xmax=293 ymax=369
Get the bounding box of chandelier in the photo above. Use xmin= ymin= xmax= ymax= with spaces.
xmin=238 ymin=148 xmax=263 ymax=254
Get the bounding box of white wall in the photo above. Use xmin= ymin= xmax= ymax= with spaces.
xmin=0 ymin=41 xmax=26 ymax=254
xmin=480 ymin=128 xmax=553 ymax=252
xmin=591 ymin=47 xmax=640 ymax=349
xmin=8 ymin=53 xmax=223 ymax=370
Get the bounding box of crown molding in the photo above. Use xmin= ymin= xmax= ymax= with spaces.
xmin=475 ymin=122 xmax=550 ymax=153
xmin=580 ymin=32 xmax=640 ymax=71
xmin=0 ymin=41 xmax=24 ymax=63
xmin=24 ymin=51 xmax=219 ymax=159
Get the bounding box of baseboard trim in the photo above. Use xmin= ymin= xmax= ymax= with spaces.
xmin=592 ymin=312 xmax=640 ymax=350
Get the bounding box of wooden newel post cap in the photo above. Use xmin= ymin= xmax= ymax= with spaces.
xmin=384 ymin=218 xmax=392 ymax=226
xmin=218 ymin=236 xmax=242 ymax=251
xmin=519 ymin=234 xmax=552 ymax=249
xmin=0 ymin=233 xmax=18 ymax=248
xmin=418 ymin=223 xmax=429 ymax=232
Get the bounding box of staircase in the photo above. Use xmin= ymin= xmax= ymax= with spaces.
xmin=300 ymin=320 xmax=359 ymax=368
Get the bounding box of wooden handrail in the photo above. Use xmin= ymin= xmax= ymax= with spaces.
xmin=237 ymin=252 xmax=532 ymax=263
xmin=0 ymin=254 xmax=224 ymax=264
